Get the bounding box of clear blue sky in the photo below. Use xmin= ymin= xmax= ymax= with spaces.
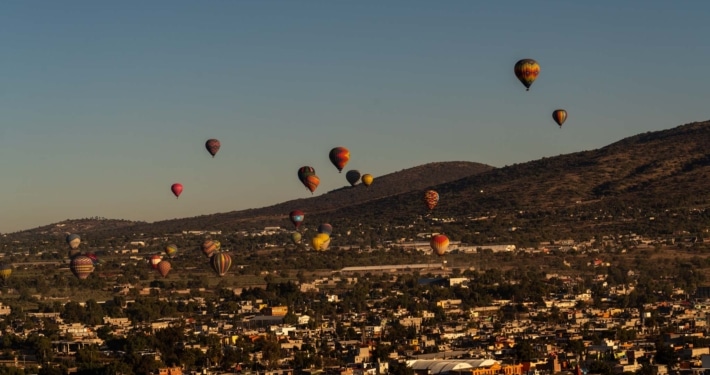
xmin=1 ymin=1 xmax=708 ymax=233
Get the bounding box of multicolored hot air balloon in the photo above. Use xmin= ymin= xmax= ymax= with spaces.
xmin=85 ymin=252 xmax=100 ymax=266
xmin=423 ymin=190 xmax=439 ymax=211
xmin=150 ymin=254 xmax=162 ymax=269
xmin=291 ymin=231 xmax=302 ymax=245
xmin=66 ymin=234 xmax=81 ymax=250
xmin=164 ymin=244 xmax=178 ymax=258
xmin=514 ymin=59 xmax=540 ymax=91
xmin=329 ymin=147 xmax=350 ymax=173
xmin=289 ymin=210 xmax=305 ymax=229
xmin=552 ymin=109 xmax=567 ymax=128
xmin=317 ymin=223 xmax=333 ymax=236
xmin=205 ymin=138 xmax=221 ymax=158
xmin=311 ymin=233 xmax=331 ymax=251
xmin=211 ymin=252 xmax=232 ymax=277
xmin=430 ymin=234 xmax=450 ymax=257
xmin=297 ymin=166 xmax=320 ymax=194
xmin=70 ymin=255 xmax=95 ymax=280
xmin=361 ymin=174 xmax=373 ymax=187
xmin=171 ymin=183 xmax=183 ymax=198
xmin=202 ymin=239 xmax=220 ymax=258
xmin=345 ymin=170 xmax=361 ymax=186
xmin=156 ymin=260 xmax=171 ymax=278
xmin=0 ymin=265 xmax=12 ymax=282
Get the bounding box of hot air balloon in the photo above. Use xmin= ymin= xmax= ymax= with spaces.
xmin=298 ymin=167 xmax=320 ymax=194
xmin=289 ymin=210 xmax=305 ymax=229
xmin=311 ymin=233 xmax=331 ymax=251
xmin=0 ymin=265 xmax=12 ymax=282
xmin=514 ymin=59 xmax=540 ymax=91
xmin=211 ymin=252 xmax=232 ymax=277
xmin=171 ymin=183 xmax=183 ymax=198
xmin=430 ymin=234 xmax=450 ymax=257
xmin=291 ymin=232 xmax=302 ymax=245
xmin=205 ymin=138 xmax=221 ymax=158
xmin=202 ymin=239 xmax=220 ymax=258
xmin=317 ymin=223 xmax=333 ymax=236
xmin=85 ymin=252 xmax=100 ymax=266
xmin=70 ymin=255 xmax=95 ymax=280
xmin=329 ymin=147 xmax=350 ymax=173
xmin=423 ymin=190 xmax=439 ymax=211
xmin=156 ymin=260 xmax=171 ymax=278
xmin=552 ymin=109 xmax=567 ymax=128
xmin=149 ymin=254 xmax=162 ymax=269
xmin=345 ymin=170 xmax=361 ymax=186
xmin=164 ymin=244 xmax=178 ymax=258
xmin=66 ymin=234 xmax=81 ymax=250
xmin=361 ymin=174 xmax=373 ymax=187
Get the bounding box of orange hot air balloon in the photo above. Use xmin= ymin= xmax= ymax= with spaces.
xmin=171 ymin=183 xmax=183 ymax=198
xmin=202 ymin=239 xmax=219 ymax=258
xmin=552 ymin=109 xmax=567 ymax=128
xmin=430 ymin=234 xmax=450 ymax=257
xmin=361 ymin=174 xmax=373 ymax=187
xmin=302 ymin=175 xmax=320 ymax=194
xmin=423 ymin=190 xmax=439 ymax=211
xmin=156 ymin=260 xmax=171 ymax=278
xmin=329 ymin=147 xmax=350 ymax=173
xmin=514 ymin=58 xmax=540 ymax=91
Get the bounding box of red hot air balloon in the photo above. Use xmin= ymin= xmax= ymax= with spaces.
xmin=205 ymin=138 xmax=221 ymax=157
xmin=430 ymin=234 xmax=450 ymax=257
xmin=289 ymin=210 xmax=305 ymax=229
xmin=150 ymin=254 xmax=162 ymax=269
xmin=156 ymin=260 xmax=171 ymax=278
xmin=171 ymin=183 xmax=183 ymax=198
xmin=70 ymin=255 xmax=95 ymax=280
xmin=329 ymin=147 xmax=350 ymax=173
xmin=423 ymin=190 xmax=439 ymax=211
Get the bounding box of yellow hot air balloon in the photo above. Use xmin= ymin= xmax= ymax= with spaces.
xmin=514 ymin=58 xmax=540 ymax=91
xmin=361 ymin=174 xmax=373 ymax=187
xmin=311 ymin=233 xmax=331 ymax=251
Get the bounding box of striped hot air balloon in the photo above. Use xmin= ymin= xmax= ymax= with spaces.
xmin=70 ymin=255 xmax=95 ymax=280
xmin=552 ymin=109 xmax=567 ymax=128
xmin=211 ymin=253 xmax=232 ymax=277
xmin=202 ymin=239 xmax=220 ymax=258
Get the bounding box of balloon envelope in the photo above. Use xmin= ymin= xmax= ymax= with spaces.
xmin=150 ymin=254 xmax=162 ymax=269
xmin=345 ymin=170 xmax=361 ymax=186
xmin=164 ymin=244 xmax=178 ymax=258
xmin=514 ymin=59 xmax=540 ymax=91
xmin=423 ymin=190 xmax=439 ymax=211
xmin=552 ymin=109 xmax=567 ymax=127
xmin=317 ymin=223 xmax=333 ymax=235
xmin=0 ymin=265 xmax=12 ymax=281
xmin=66 ymin=234 xmax=81 ymax=249
xmin=156 ymin=260 xmax=171 ymax=278
xmin=202 ymin=239 xmax=219 ymax=258
xmin=298 ymin=167 xmax=320 ymax=193
xmin=211 ymin=253 xmax=232 ymax=277
xmin=205 ymin=138 xmax=221 ymax=157
xmin=291 ymin=231 xmax=302 ymax=245
xmin=70 ymin=255 xmax=95 ymax=280
xmin=361 ymin=174 xmax=373 ymax=187
xmin=311 ymin=233 xmax=331 ymax=251
xmin=430 ymin=234 xmax=450 ymax=257
xmin=289 ymin=210 xmax=305 ymax=229
xmin=171 ymin=183 xmax=183 ymax=198
xmin=329 ymin=147 xmax=350 ymax=173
